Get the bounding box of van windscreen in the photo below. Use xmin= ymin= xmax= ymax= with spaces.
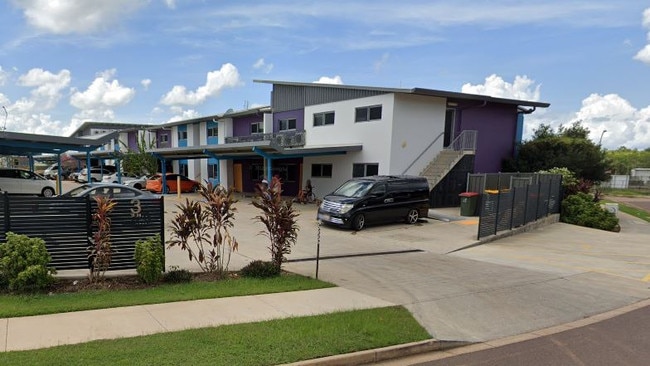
xmin=332 ymin=180 xmax=374 ymax=198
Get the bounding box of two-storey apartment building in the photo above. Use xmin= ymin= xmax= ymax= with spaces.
xmin=145 ymin=80 xmax=549 ymax=206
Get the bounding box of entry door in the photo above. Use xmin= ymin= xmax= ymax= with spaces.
xmin=443 ymin=109 xmax=456 ymax=147
xmin=233 ymin=164 xmax=243 ymax=192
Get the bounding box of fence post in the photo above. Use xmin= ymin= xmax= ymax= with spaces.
xmin=509 ymin=187 xmax=516 ymax=230
xmin=493 ymin=191 xmax=500 ymax=236
xmin=2 ymin=193 xmax=10 ymax=234
xmin=159 ymin=196 xmax=166 ymax=271
xmin=535 ymin=182 xmax=542 ymax=220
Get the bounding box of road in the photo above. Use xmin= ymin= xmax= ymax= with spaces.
xmin=406 ymin=303 xmax=650 ymax=366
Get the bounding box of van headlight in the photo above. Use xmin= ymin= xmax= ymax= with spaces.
xmin=339 ymin=203 xmax=354 ymax=214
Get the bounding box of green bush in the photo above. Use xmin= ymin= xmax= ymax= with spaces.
xmin=240 ymin=260 xmax=281 ymax=278
xmin=163 ymin=266 xmax=193 ymax=283
xmin=561 ymin=192 xmax=619 ymax=231
xmin=0 ymin=232 xmax=56 ymax=292
xmin=134 ymin=234 xmax=164 ymax=284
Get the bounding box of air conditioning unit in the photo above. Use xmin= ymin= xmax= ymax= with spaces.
xmin=292 ymin=133 xmax=305 ymax=146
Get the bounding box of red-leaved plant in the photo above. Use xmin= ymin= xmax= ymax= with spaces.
xmin=168 ymin=182 xmax=239 ymax=276
xmin=88 ymin=196 xmax=116 ymax=283
xmin=252 ymin=176 xmax=299 ymax=271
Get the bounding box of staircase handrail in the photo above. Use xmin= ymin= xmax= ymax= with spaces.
xmin=401 ymin=132 xmax=445 ymax=175
xmin=444 ymin=130 xmax=477 ymax=152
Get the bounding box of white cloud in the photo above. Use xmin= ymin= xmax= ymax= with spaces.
xmin=14 ymin=0 xmax=148 ymax=34
xmin=163 ymin=0 xmax=176 ymax=10
xmin=160 ymin=63 xmax=242 ymax=106
xmin=634 ymin=8 xmax=650 ymax=64
xmin=141 ymin=79 xmax=152 ymax=90
xmin=0 ymin=67 xmax=8 ymax=86
xmin=570 ymin=93 xmax=650 ymax=149
xmin=313 ymin=76 xmax=344 ymax=85
xmin=461 ymin=74 xmax=541 ymax=102
xmin=166 ymin=108 xmax=200 ymax=122
xmin=17 ymin=68 xmax=71 ymax=109
xmin=69 ymin=69 xmax=135 ymax=124
xmin=374 ymin=53 xmax=390 ymax=72
xmin=253 ymin=58 xmax=274 ymax=74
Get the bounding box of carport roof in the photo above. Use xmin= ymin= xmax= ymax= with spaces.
xmin=147 ymin=141 xmax=362 ymax=160
xmin=0 ymin=130 xmax=119 ymax=156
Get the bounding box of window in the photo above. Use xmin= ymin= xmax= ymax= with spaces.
xmin=208 ymin=164 xmax=218 ymax=179
xmin=355 ymin=105 xmax=382 ymax=122
xmin=159 ymin=134 xmax=169 ymax=143
xmin=251 ymin=121 xmax=264 ymax=134
xmin=178 ymin=130 xmax=188 ymax=140
xmin=207 ymin=125 xmax=218 ymax=137
xmin=313 ymin=112 xmax=335 ymax=126
xmin=279 ymin=118 xmax=297 ymax=131
xmin=352 ymin=163 xmax=379 ymax=177
xmin=311 ymin=164 xmax=333 ymax=178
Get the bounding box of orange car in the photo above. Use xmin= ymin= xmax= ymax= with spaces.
xmin=145 ymin=174 xmax=200 ymax=193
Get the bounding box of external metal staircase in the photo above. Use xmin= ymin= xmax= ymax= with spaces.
xmin=419 ymin=130 xmax=477 ymax=189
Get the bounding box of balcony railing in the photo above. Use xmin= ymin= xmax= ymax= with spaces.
xmin=225 ymin=130 xmax=306 ymax=148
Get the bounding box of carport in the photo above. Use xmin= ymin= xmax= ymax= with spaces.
xmin=147 ymin=140 xmax=362 ymax=193
xmin=0 ymin=131 xmax=118 ymax=194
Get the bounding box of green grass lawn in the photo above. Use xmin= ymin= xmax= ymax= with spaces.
xmin=0 ymin=274 xmax=333 ymax=318
xmin=0 ymin=306 xmax=431 ymax=366
xmin=603 ymin=200 xmax=650 ymax=223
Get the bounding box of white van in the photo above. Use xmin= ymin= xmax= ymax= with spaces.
xmin=0 ymin=168 xmax=56 ymax=197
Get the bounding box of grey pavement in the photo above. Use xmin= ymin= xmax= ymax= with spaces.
xmin=5 ymin=189 xmax=650 ymax=363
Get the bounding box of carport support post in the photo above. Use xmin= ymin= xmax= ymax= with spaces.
xmin=56 ymin=153 xmax=62 ymax=195
xmin=86 ymin=152 xmax=92 ymax=186
xmin=152 ymin=153 xmax=168 ymax=194
xmin=251 ymin=147 xmax=273 ymax=182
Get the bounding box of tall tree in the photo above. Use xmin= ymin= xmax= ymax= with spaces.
xmin=505 ymin=122 xmax=609 ymax=182
xmin=121 ymin=134 xmax=158 ymax=175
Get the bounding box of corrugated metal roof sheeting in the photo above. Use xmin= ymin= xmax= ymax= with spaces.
xmin=272 ymin=85 xmax=387 ymax=112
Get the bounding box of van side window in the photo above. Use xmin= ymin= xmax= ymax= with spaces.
xmin=369 ymin=183 xmax=386 ymax=196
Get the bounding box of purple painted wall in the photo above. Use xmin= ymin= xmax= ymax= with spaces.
xmin=456 ymin=103 xmax=519 ymax=173
xmin=127 ymin=131 xmax=138 ymax=150
xmin=156 ymin=130 xmax=171 ymax=148
xmin=273 ymin=110 xmax=304 ymax=133
xmin=233 ymin=115 xmax=264 ymax=137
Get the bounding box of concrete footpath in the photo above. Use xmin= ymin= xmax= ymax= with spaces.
xmin=0 ymin=287 xmax=393 ymax=352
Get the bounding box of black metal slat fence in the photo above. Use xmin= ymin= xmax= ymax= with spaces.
xmin=0 ymin=194 xmax=164 ymax=271
xmin=473 ymin=174 xmax=562 ymax=239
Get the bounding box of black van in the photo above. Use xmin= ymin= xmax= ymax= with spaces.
xmin=317 ymin=175 xmax=430 ymax=230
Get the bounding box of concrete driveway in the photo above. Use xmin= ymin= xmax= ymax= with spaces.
xmin=161 ymin=193 xmax=650 ymax=343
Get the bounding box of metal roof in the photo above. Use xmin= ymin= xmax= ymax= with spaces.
xmin=254 ymin=79 xmax=550 ymax=108
xmin=0 ymin=130 xmax=119 ymax=156
xmin=146 ymin=141 xmax=362 ymax=161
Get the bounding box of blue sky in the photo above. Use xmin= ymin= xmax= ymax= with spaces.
xmin=0 ymin=1 xmax=649 ymax=150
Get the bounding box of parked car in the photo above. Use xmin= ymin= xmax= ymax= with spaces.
xmin=0 ymin=168 xmax=56 ymax=197
xmin=145 ymin=174 xmax=200 ymax=193
xmin=43 ymin=163 xmax=72 ymax=180
xmin=61 ymin=183 xmax=156 ymax=199
xmin=102 ymin=172 xmax=142 ymax=184
xmin=77 ymin=167 xmax=114 ymax=183
xmin=317 ymin=175 xmax=430 ymax=231
xmin=124 ymin=175 xmax=151 ymax=190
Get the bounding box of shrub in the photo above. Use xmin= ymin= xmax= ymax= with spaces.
xmin=240 ymin=260 xmax=281 ymax=278
xmin=0 ymin=232 xmax=56 ymax=292
xmin=252 ymin=176 xmax=299 ymax=272
xmin=88 ymin=196 xmax=116 ymax=282
xmin=163 ymin=266 xmax=193 ymax=283
xmin=168 ymin=182 xmax=239 ymax=275
xmin=134 ymin=234 xmax=164 ymax=284
xmin=561 ymin=192 xmax=619 ymax=231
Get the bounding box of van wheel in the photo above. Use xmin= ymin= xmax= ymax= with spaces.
xmin=406 ymin=209 xmax=419 ymax=224
xmin=42 ymin=187 xmax=55 ymax=197
xmin=352 ymin=214 xmax=365 ymax=231
xmin=191 ymin=185 xmax=198 ymax=193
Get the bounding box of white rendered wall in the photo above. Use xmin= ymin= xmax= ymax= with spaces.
xmin=171 ymin=126 xmax=179 ymax=174
xmin=218 ymin=118 xmax=234 ymax=188
xmin=302 ymin=94 xmax=394 ymax=195
xmin=390 ymin=94 xmax=446 ymax=175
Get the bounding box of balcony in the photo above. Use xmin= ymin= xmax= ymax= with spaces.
xmin=225 ymin=130 xmax=306 ymax=148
